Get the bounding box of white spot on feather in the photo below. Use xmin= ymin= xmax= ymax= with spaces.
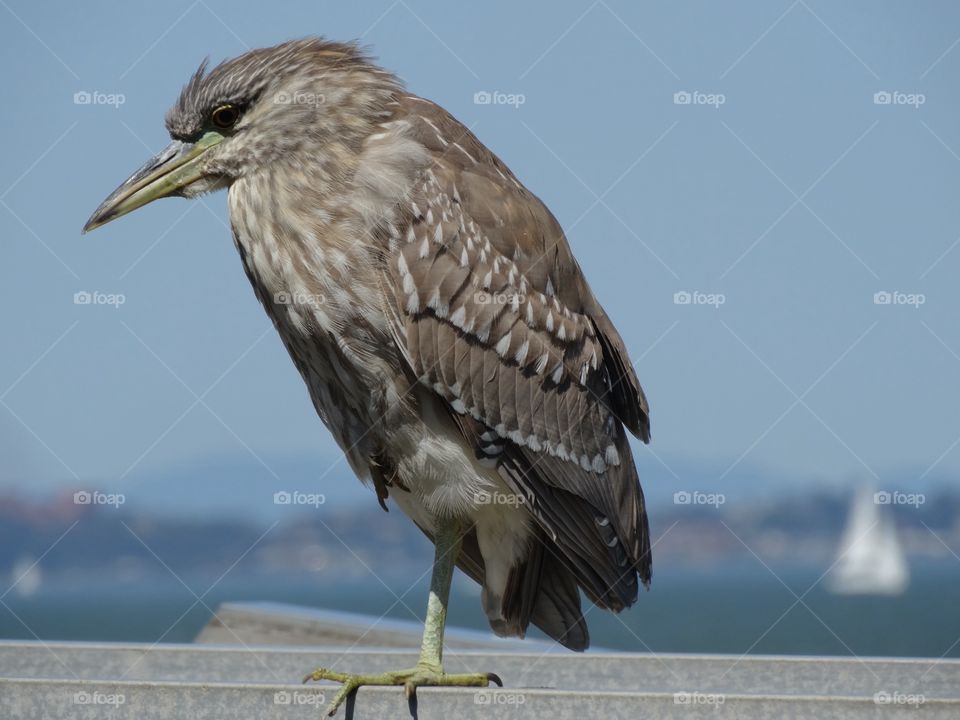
xmin=427 ymin=289 xmax=447 ymax=317
xmin=495 ymin=332 xmax=512 ymax=357
xmin=534 ymin=353 xmax=549 ymax=374
xmin=592 ymin=454 xmax=606 ymax=473
xmin=453 ymin=142 xmax=477 ymax=163
xmin=551 ymin=363 xmax=564 ymax=384
xmin=514 ymin=340 xmax=529 ymax=365
xmin=605 ymin=444 xmax=620 ymax=466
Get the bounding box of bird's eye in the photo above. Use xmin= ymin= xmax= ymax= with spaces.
xmin=210 ymin=104 xmax=241 ymax=130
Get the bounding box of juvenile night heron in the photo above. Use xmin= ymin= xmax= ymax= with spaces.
xmin=84 ymin=38 xmax=652 ymax=715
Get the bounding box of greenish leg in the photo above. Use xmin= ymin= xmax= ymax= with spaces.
xmin=416 ymin=515 xmax=458 ymax=669
xmin=303 ymin=516 xmax=501 ymax=716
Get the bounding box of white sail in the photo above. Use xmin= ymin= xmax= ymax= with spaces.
xmin=9 ymin=556 xmax=43 ymax=598
xmin=827 ymin=486 xmax=909 ymax=596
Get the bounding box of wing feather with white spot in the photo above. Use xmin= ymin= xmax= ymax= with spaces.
xmin=380 ymin=96 xmax=652 ymax=605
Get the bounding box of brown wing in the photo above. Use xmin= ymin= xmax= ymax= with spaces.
xmin=381 ymin=96 xmax=652 ymax=616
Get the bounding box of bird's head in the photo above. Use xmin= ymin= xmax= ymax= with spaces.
xmin=83 ymin=38 xmax=400 ymax=232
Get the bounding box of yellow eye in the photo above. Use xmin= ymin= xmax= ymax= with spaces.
xmin=210 ymin=104 xmax=240 ymax=130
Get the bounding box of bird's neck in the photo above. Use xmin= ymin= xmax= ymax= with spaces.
xmin=227 ymin=113 xmax=430 ymax=331
xmin=227 ymin=167 xmax=383 ymax=334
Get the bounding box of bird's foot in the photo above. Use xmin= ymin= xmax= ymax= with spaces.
xmin=303 ymin=663 xmax=502 ymax=716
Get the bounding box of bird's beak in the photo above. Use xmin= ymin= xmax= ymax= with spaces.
xmin=82 ymin=131 xmax=225 ymax=233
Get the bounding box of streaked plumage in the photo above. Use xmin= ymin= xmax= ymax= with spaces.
xmin=89 ymin=38 xmax=652 ymax=653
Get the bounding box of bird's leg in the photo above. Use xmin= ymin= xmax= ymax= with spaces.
xmin=303 ymin=516 xmax=501 ymax=716
xmin=417 ymin=512 xmax=459 ymax=670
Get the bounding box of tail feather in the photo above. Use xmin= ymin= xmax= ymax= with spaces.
xmin=528 ymin=548 xmax=589 ymax=650
xmin=453 ymin=526 xmax=589 ymax=651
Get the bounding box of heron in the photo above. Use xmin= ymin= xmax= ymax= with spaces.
xmin=84 ymin=38 xmax=652 ymax=715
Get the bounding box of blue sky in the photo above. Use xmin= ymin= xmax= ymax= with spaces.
xmin=1 ymin=0 xmax=959 ymax=506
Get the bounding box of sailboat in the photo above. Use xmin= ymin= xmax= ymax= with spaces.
xmin=9 ymin=555 xmax=43 ymax=598
xmin=827 ymin=486 xmax=909 ymax=596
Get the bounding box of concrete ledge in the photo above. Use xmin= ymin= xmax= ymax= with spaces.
xmin=1 ymin=640 xmax=956 ymax=718
xmin=2 ymin=676 xmax=956 ymax=719
xmin=1 ymin=641 xmax=958 ymax=697
xmin=195 ymin=601 xmax=553 ymax=650
xmin=2 ymin=605 xmax=956 ymax=718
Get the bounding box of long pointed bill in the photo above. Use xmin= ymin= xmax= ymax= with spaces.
xmin=82 ymin=131 xmax=224 ymax=233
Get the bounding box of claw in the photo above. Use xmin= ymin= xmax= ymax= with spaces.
xmin=301 ymin=664 xmax=499 ymax=716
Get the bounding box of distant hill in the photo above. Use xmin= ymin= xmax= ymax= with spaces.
xmin=4 ymin=448 xmax=952 ymax=525
xmin=1 ymin=481 xmax=957 ymax=584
